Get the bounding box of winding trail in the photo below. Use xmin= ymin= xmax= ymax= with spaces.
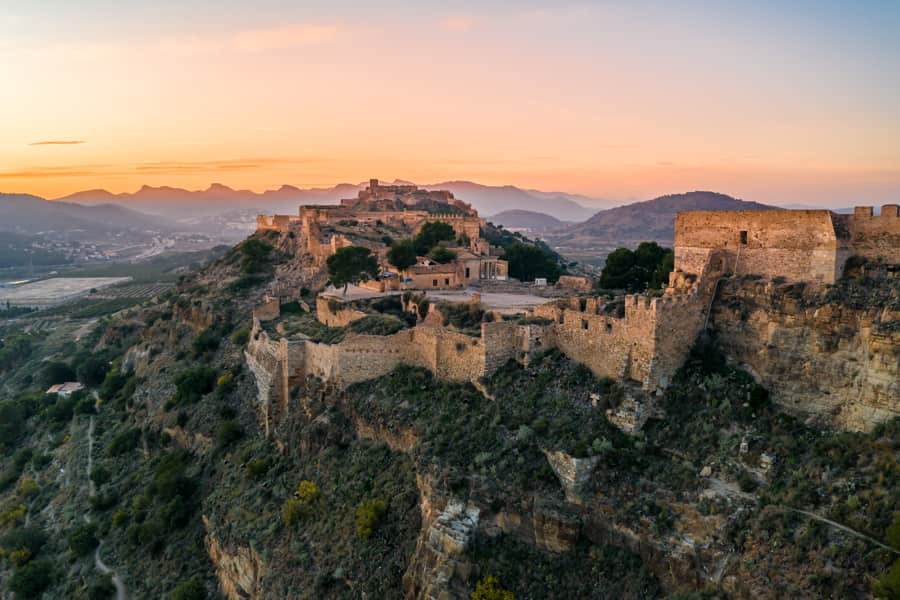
xmin=784 ymin=508 xmax=900 ymax=556
xmin=85 ymin=400 xmax=128 ymax=600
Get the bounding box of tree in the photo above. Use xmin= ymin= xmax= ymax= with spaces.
xmin=38 ymin=361 xmax=76 ymax=388
xmin=471 ymin=576 xmax=515 ymax=600
xmin=9 ymin=559 xmax=54 ymax=597
xmin=76 ymin=355 xmax=109 ymax=386
xmin=67 ymin=522 xmax=99 ymax=556
xmin=238 ymin=238 xmax=273 ymax=274
xmin=172 ymin=576 xmax=207 ymax=600
xmin=414 ymin=222 xmax=456 ymax=254
xmin=598 ymin=242 xmax=674 ymax=292
xmin=428 ymin=246 xmax=457 ymax=264
xmin=387 ymin=239 xmax=418 ymax=271
xmin=504 ymin=242 xmax=561 ymax=283
xmin=355 ymin=499 xmax=388 ymax=537
xmin=326 ymin=246 xmax=379 ymax=294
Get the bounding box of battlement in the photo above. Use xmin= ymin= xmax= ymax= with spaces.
xmin=675 ymin=207 xmax=900 ymax=284
xmin=854 ymin=205 xmax=900 ymax=219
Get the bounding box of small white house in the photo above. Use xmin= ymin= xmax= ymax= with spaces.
xmin=46 ymin=382 xmax=85 ymax=398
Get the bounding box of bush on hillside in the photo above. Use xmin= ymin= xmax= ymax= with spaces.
xmin=355 ymin=499 xmax=387 ymax=538
xmin=174 ymin=367 xmax=217 ymax=404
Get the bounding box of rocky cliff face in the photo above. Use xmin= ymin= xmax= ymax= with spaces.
xmin=710 ymin=275 xmax=900 ymax=431
xmin=204 ymin=517 xmax=266 ymax=600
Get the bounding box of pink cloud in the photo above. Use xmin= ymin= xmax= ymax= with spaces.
xmin=441 ymin=16 xmax=477 ymax=33
xmin=234 ymin=24 xmax=339 ymax=52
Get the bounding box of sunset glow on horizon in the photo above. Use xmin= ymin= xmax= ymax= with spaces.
xmin=2 ymin=1 xmax=899 ymax=207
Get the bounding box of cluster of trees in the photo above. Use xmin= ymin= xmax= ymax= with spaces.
xmin=238 ymin=238 xmax=273 ymax=274
xmin=387 ymin=221 xmax=459 ymax=272
xmin=504 ymin=243 xmax=562 ymax=283
xmin=598 ymin=242 xmax=674 ymax=293
xmin=326 ymin=246 xmax=379 ymax=293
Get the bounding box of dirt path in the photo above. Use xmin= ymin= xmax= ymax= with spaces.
xmin=85 ymin=404 xmax=128 ymax=600
xmin=785 ymin=507 xmax=900 ymax=556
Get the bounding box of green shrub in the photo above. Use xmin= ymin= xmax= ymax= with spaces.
xmin=355 ymin=499 xmax=387 ymax=538
xmin=874 ymin=558 xmax=900 ymax=599
xmin=107 ymin=428 xmax=140 ymax=456
xmin=90 ymin=465 xmax=112 ymax=487
xmin=174 ymin=367 xmax=217 ymax=404
xmin=8 ymin=558 xmax=54 ymax=597
xmin=67 ymin=522 xmax=99 ymax=556
xmin=85 ymin=575 xmax=116 ymax=600
xmin=280 ymin=301 xmax=305 ymax=315
xmin=1 ymin=526 xmax=47 ymax=559
xmin=192 ymin=328 xmax=221 ymax=357
xmin=283 ymin=480 xmax=320 ymax=527
xmin=238 ymin=238 xmax=273 ymax=274
xmin=245 ymin=459 xmax=269 ymax=480
xmin=215 ymin=420 xmax=243 ymax=449
xmin=428 ymin=246 xmax=457 ymax=264
xmin=112 ymin=510 xmax=129 ymax=528
xmin=348 ymin=315 xmax=406 ymax=336
xmin=231 ymin=328 xmax=250 ymax=346
xmin=471 ymin=576 xmax=515 ymax=600
xmin=439 ymin=302 xmax=485 ymax=332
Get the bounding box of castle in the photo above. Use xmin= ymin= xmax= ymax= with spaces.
xmin=247 ymin=197 xmax=900 ymax=436
xmin=256 ymin=179 xmax=507 ymax=290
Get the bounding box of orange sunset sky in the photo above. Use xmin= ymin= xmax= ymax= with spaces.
xmin=2 ymin=1 xmax=899 ymax=207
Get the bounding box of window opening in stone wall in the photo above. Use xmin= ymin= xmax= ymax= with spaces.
xmin=605 ymin=323 xmax=613 ymax=333
xmin=432 ymin=279 xmax=437 ymax=287
xmin=581 ymin=319 xmax=589 ymax=330
xmin=740 ymin=230 xmax=748 ymax=244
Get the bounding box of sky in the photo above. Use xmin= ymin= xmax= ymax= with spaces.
xmin=1 ymin=0 xmax=899 ymax=207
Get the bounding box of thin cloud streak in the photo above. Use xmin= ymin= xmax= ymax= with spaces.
xmin=0 ymin=157 xmax=334 ymax=179
xmin=29 ymin=140 xmax=85 ymax=146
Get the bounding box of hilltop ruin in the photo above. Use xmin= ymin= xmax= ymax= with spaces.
xmin=249 ymin=190 xmax=900 ymax=433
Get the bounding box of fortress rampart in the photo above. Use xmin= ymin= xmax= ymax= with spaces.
xmin=675 ymin=206 xmax=900 ymax=285
xmin=247 ymin=205 xmax=900 ymax=434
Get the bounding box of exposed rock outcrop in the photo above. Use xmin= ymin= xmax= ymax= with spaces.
xmin=204 ymin=516 xmax=265 ymax=600
xmin=711 ymin=276 xmax=900 ymax=430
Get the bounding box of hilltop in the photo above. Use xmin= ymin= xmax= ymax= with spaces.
xmin=488 ymin=209 xmax=567 ymax=232
xmin=558 ymin=191 xmax=775 ymax=246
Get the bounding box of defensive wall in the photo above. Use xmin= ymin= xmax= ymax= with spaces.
xmin=245 ymin=303 xmax=545 ymax=437
xmin=675 ymin=205 xmax=900 ymax=285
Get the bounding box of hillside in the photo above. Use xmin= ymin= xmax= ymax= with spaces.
xmin=0 ymin=193 xmax=176 ymax=237
xmin=559 ymin=191 xmax=776 ymax=246
xmin=0 ymin=228 xmax=896 ymax=599
xmin=56 ymin=180 xmax=605 ymax=222
xmin=488 ymin=209 xmax=567 ymax=231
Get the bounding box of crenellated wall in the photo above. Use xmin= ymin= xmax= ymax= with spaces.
xmin=675 ymin=206 xmax=900 ymax=285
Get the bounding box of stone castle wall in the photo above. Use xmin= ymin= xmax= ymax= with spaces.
xmin=675 ymin=210 xmax=841 ymax=284
xmin=846 ymin=205 xmax=900 ymax=263
xmin=315 ymin=296 xmax=369 ymax=328
xmin=676 ymin=206 xmax=900 ymax=285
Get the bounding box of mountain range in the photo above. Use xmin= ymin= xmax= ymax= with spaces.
xmin=488 ymin=209 xmax=567 ymax=231
xmin=0 ymin=193 xmax=176 ymax=237
xmin=55 ymin=180 xmax=605 ymax=221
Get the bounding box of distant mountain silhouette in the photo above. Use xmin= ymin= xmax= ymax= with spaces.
xmin=559 ymin=191 xmax=776 ymax=245
xmin=488 ymin=209 xmax=567 ymax=231
xmin=427 ymin=181 xmax=602 ymax=221
xmin=58 ymin=183 xmax=360 ymax=219
xmin=0 ymin=193 xmax=176 ymax=237
xmin=55 ymin=180 xmax=607 ymax=221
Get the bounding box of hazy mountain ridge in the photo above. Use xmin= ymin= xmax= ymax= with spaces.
xmin=488 ymin=209 xmax=567 ymax=231
xmin=54 ymin=180 xmax=604 ymax=222
xmin=559 ymin=191 xmax=776 ymax=245
xmin=0 ymin=193 xmax=176 ymax=236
